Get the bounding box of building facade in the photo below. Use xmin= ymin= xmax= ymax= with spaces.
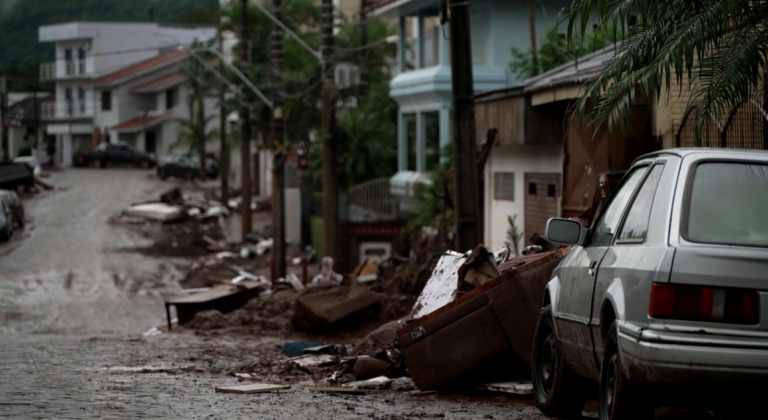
xmin=38 ymin=21 xmax=217 ymax=166
xmin=369 ymin=0 xmax=573 ymax=209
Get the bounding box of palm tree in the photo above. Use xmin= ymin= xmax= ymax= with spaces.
xmin=563 ymin=0 xmax=768 ymax=139
xmin=171 ymin=109 xmax=219 ymax=159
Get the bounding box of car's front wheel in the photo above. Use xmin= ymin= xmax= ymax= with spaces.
xmin=90 ymin=158 xmax=105 ymax=168
xmin=599 ymin=321 xmax=653 ymax=420
xmin=532 ymin=305 xmax=589 ymax=418
xmin=138 ymin=159 xmax=151 ymax=169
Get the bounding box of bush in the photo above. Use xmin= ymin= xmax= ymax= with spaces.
xmin=16 ymin=144 xmax=32 ymax=157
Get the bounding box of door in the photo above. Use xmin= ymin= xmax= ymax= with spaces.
xmin=555 ymin=166 xmax=648 ymax=376
xmin=524 ymin=173 xmax=561 ymax=239
xmin=145 ymin=132 xmax=156 ymax=154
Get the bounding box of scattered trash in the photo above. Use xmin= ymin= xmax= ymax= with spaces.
xmin=343 ymin=376 xmax=392 ymax=390
xmin=282 ymin=354 xmax=337 ymax=368
xmin=475 ymin=381 xmax=533 ymax=395
xmin=160 ymin=187 xmax=183 ymax=204
xmin=285 ymin=273 xmax=305 ymax=292
xmin=308 ymin=257 xmax=343 ymax=288
xmin=302 ymin=344 xmax=348 ymax=357
xmin=353 ymin=356 xmax=391 ymax=380
xmin=34 ymin=174 xmax=53 ymax=190
xmin=457 ymin=245 xmax=502 ymax=292
xmin=214 ymin=384 xmax=290 ymax=394
xmin=124 ymin=203 xmax=183 ymax=222
xmin=142 ymin=327 xmax=163 ymax=337
xmin=233 ymin=373 xmax=255 ymax=379
xmin=303 ymin=386 xmax=370 ymax=395
xmin=281 ymin=342 xmax=333 ymax=358
xmin=198 ymin=205 xmax=229 ymax=219
xmin=391 ymin=377 xmax=417 ymax=392
xmin=255 ymin=238 xmax=273 ymax=256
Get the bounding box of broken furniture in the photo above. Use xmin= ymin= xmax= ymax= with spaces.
xmin=293 ymin=277 xmax=380 ymax=328
xmin=164 ymin=281 xmax=265 ymax=330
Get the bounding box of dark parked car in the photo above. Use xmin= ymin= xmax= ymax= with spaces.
xmin=157 ymin=154 xmax=218 ymax=180
xmin=0 ymin=190 xmax=24 ymax=227
xmin=81 ymin=142 xmax=156 ymax=169
xmin=0 ymin=201 xmax=12 ymax=241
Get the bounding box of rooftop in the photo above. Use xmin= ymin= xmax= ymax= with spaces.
xmin=91 ymin=50 xmax=189 ymax=87
xmin=111 ymin=111 xmax=173 ymax=133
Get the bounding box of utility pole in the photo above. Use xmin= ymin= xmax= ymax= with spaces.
xmin=358 ymin=0 xmax=368 ymax=95
xmin=219 ymin=33 xmax=230 ymax=205
xmin=240 ymin=0 xmax=253 ymax=241
xmin=447 ymin=0 xmax=481 ymax=252
xmin=321 ymin=0 xmax=339 ymax=262
xmin=527 ymin=0 xmax=538 ymax=76
xmin=197 ymin=77 xmax=207 ymax=181
xmin=1 ymin=76 xmax=8 ymax=162
xmin=271 ymin=0 xmax=287 ymax=280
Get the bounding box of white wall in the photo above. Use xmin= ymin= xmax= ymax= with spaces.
xmin=484 ymin=144 xmax=563 ymax=252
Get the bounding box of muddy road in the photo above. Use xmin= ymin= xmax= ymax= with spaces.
xmin=0 ymin=169 xmax=547 ymax=419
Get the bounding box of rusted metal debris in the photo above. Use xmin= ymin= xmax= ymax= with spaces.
xmin=397 ymin=247 xmax=571 ymax=391
xmin=293 ymin=277 xmax=381 ymax=328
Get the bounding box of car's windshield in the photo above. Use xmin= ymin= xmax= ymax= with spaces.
xmin=686 ymin=162 xmax=768 ymax=247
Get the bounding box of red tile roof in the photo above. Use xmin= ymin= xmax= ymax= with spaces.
xmin=91 ymin=50 xmax=189 ymax=86
xmin=132 ymin=72 xmax=185 ymax=92
xmin=111 ymin=111 xmax=173 ymax=132
xmin=131 ymin=58 xmax=221 ymax=92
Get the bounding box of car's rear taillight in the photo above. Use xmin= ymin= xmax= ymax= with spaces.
xmin=650 ymin=283 xmax=759 ymax=325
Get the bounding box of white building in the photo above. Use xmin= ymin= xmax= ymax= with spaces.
xmin=38 ymin=21 xmax=217 ymax=165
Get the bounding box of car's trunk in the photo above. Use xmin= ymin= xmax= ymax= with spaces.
xmin=670 ymin=246 xmax=768 ymax=290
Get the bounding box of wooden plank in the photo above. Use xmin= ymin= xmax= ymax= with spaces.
xmin=215 ymin=384 xmax=290 ymax=394
xmin=166 ymin=285 xmax=240 ymax=305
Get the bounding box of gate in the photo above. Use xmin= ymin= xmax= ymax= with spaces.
xmin=675 ymin=100 xmax=768 ymax=149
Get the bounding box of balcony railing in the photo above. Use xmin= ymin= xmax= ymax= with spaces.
xmin=40 ymin=63 xmax=56 ymax=81
xmin=39 ymin=60 xmax=89 ymax=80
xmin=41 ymin=101 xmax=92 ymax=120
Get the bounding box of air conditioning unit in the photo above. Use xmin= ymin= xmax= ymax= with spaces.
xmin=359 ymin=242 xmax=392 ymax=265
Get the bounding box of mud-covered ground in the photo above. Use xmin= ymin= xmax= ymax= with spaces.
xmin=0 ymin=169 xmax=727 ymax=419
xmin=0 ymin=169 xmax=548 ymax=419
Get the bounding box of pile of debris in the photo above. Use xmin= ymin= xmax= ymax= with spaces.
xmin=122 ymin=187 xmax=230 ymax=224
xmin=201 ymin=239 xmax=569 ymax=396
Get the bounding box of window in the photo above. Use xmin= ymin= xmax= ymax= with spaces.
xmin=590 ymin=167 xmax=647 ymax=246
xmin=618 ymin=165 xmax=664 ymax=242
xmin=65 ymin=88 xmax=72 ymax=100
xmin=547 ymin=184 xmax=556 ymax=197
xmin=101 ymin=90 xmax=112 ymax=111
xmin=78 ymin=88 xmax=85 ymax=100
xmin=494 ymin=172 xmax=515 ymax=201
xmin=685 ymin=162 xmax=768 ymax=247
xmin=165 ymin=88 xmax=176 ymax=110
xmin=78 ymin=47 xmax=86 ymax=60
xmin=65 ymin=48 xmax=72 ymax=61
xmin=528 ymin=183 xmax=537 ymax=195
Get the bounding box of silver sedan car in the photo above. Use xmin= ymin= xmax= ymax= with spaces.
xmin=533 ymin=149 xmax=768 ymax=419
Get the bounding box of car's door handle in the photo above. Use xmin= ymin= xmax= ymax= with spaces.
xmin=588 ymin=261 xmax=598 ymax=276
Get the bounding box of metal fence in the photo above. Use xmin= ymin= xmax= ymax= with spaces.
xmin=347 ymin=177 xmax=399 ymax=215
xmin=676 ymin=100 xmax=768 ymax=149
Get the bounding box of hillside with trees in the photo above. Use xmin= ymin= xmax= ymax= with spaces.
xmin=0 ymin=0 xmax=217 ymax=72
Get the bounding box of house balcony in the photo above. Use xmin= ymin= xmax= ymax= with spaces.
xmin=40 ymin=59 xmax=92 ymax=81
xmin=41 ymin=101 xmax=93 ymax=120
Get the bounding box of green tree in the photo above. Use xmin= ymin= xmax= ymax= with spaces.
xmin=509 ymin=24 xmax=617 ymax=80
xmin=405 ymin=144 xmax=454 ymax=234
xmin=562 ymin=0 xmax=768 ymax=138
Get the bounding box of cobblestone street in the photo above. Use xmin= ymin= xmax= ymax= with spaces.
xmin=0 ymin=169 xmax=548 ymax=419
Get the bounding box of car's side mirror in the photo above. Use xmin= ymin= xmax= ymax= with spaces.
xmin=545 ymin=218 xmax=584 ymax=246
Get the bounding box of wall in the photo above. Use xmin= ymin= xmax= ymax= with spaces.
xmin=489 ymin=0 xmax=574 ymax=85
xmin=483 ymin=144 xmax=563 ymax=252
xmin=654 ymin=75 xmax=693 ymax=149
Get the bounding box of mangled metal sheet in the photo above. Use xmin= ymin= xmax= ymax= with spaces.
xmin=408 ymin=251 xmax=465 ymax=320
xmin=398 ymin=248 xmax=572 ymax=390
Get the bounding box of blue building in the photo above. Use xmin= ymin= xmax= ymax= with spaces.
xmin=368 ymin=0 xmax=574 ymax=207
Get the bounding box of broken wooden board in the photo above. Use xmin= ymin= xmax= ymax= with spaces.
xmin=214 ymin=384 xmax=290 ymax=394
xmin=475 ymin=381 xmax=533 ymax=395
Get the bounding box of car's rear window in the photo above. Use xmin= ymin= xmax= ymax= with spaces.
xmin=686 ymin=162 xmax=768 ymax=247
